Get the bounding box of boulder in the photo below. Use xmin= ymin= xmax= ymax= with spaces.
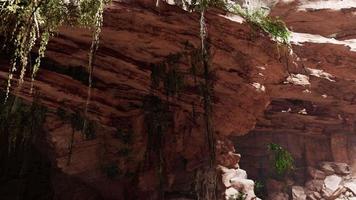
xmin=307 ymin=167 xmax=326 ymax=180
xmin=320 ymin=162 xmax=336 ymax=176
xmin=332 ymin=163 xmax=351 ymax=176
xmin=219 ymin=165 xmax=247 ymax=187
xmin=225 ymin=187 xmax=240 ymax=200
xmin=306 ymin=190 xmax=323 ymax=200
xmin=292 ymin=186 xmax=307 ymax=200
xmin=230 ymin=177 xmax=256 ymax=200
xmin=305 ymin=180 xmax=324 ymax=192
xmin=324 ymin=187 xmax=346 ymax=199
xmin=320 ymin=162 xmax=351 ymax=176
xmin=344 ymin=181 xmax=356 ymax=195
xmin=324 ymin=175 xmax=343 ymax=193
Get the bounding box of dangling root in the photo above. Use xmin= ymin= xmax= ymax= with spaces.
xmin=83 ymin=0 xmax=104 ymax=132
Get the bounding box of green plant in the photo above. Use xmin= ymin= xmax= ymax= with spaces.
xmin=0 ymin=91 xmax=52 ymax=199
xmin=254 ymin=180 xmax=265 ymax=198
xmin=0 ymin=91 xmax=47 ymax=153
xmin=0 ymin=0 xmax=110 ymax=100
xmin=228 ymin=192 xmax=247 ymax=200
xmin=226 ymin=3 xmax=291 ymax=45
xmin=268 ymin=143 xmax=294 ymax=177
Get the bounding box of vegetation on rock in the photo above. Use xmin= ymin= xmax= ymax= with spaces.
xmin=268 ymin=143 xmax=295 ymax=177
xmin=0 ymin=0 xmax=109 ymax=100
xmin=226 ymin=3 xmax=291 ymax=45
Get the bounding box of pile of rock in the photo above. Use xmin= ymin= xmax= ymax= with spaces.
xmin=292 ymin=162 xmax=356 ymax=200
xmin=219 ymin=164 xmax=260 ymax=200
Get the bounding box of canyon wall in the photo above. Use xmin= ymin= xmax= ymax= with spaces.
xmin=0 ymin=1 xmax=284 ymax=199
xmin=1 ymin=0 xmax=356 ymax=199
xmin=234 ymin=0 xmax=356 ymax=198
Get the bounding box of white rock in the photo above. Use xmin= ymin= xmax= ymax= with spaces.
xmin=344 ymin=181 xmax=356 ymax=195
xmin=324 ymin=175 xmax=343 ymax=193
xmin=230 ymin=178 xmax=256 ymax=200
xmin=292 ymin=186 xmax=307 ymax=200
xmin=225 ymin=187 xmax=240 ymax=200
xmin=320 ymin=162 xmax=336 ymax=175
xmin=298 ymin=0 xmax=356 ymax=11
xmin=291 ymin=32 xmax=356 ymax=52
xmin=219 ymin=14 xmax=244 ymax=24
xmin=306 ymin=68 xmax=335 ymax=82
xmin=285 ymin=74 xmax=310 ymax=86
xmin=219 ymin=165 xmax=247 ymax=187
xmin=320 ymin=162 xmax=351 ymax=175
xmin=298 ymin=108 xmax=308 ymax=115
xmin=251 ymin=82 xmax=266 ymax=93
xmin=256 ymin=65 xmax=266 ymax=70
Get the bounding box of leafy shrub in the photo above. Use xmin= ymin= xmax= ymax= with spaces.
xmin=226 ymin=3 xmax=291 ymax=45
xmin=254 ymin=180 xmax=265 ymax=198
xmin=268 ymin=143 xmax=294 ymax=177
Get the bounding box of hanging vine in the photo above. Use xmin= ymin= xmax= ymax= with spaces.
xmin=142 ymin=94 xmax=172 ymax=200
xmin=0 ymin=0 xmax=110 ymax=103
xmin=145 ymin=50 xmax=191 ymax=199
xmin=56 ymin=106 xmax=97 ymax=165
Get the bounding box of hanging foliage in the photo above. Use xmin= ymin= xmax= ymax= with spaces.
xmin=0 ymin=0 xmax=110 ymax=101
xmin=0 ymin=91 xmax=47 ymax=154
xmin=226 ymin=3 xmax=291 ymax=45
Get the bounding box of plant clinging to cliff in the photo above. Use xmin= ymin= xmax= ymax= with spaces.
xmin=0 ymin=0 xmax=110 ymax=101
xmin=268 ymin=143 xmax=295 ymax=177
xmin=226 ymin=3 xmax=291 ymax=45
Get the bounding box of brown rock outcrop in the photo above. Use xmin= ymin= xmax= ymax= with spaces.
xmin=0 ymin=1 xmax=287 ymax=199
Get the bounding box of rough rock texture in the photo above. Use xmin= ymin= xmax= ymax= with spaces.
xmin=219 ymin=165 xmax=260 ymax=200
xmin=1 ymin=0 xmax=356 ymax=199
xmin=234 ymin=2 xmax=356 ymax=198
xmin=0 ymin=1 xmax=287 ymax=199
xmin=293 ymin=162 xmax=356 ymax=200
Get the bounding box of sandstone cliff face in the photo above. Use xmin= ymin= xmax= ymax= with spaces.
xmin=234 ymin=1 xmax=356 ymax=198
xmin=0 ymin=1 xmax=285 ymax=199
xmin=1 ymin=0 xmax=355 ymax=199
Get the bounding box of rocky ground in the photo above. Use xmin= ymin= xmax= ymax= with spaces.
xmin=278 ymin=162 xmax=356 ymax=200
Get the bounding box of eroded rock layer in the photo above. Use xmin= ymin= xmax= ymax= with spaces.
xmin=0 ymin=1 xmax=285 ymax=199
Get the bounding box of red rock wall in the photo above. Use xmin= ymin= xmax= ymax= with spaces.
xmin=0 ymin=1 xmax=286 ymax=199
